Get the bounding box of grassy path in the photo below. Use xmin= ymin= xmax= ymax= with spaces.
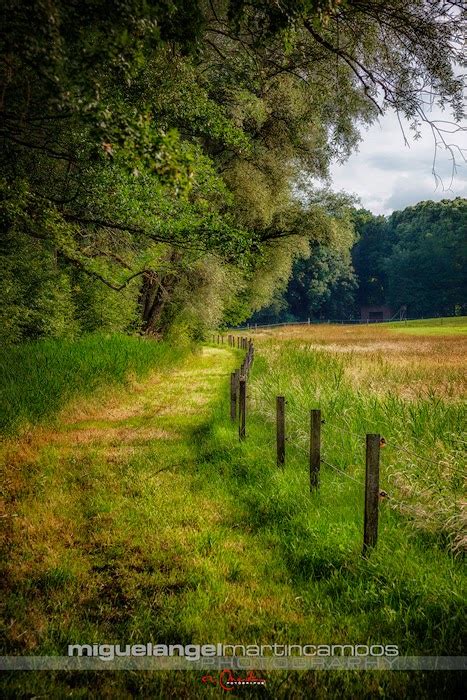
xmin=3 ymin=346 xmax=240 ymax=646
xmin=1 ymin=345 xmax=306 ymax=696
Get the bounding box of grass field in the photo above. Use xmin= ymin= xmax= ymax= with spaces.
xmin=248 ymin=321 xmax=466 ymax=552
xmin=386 ymin=316 xmax=467 ymax=335
xmin=0 ymin=323 xmax=465 ymax=697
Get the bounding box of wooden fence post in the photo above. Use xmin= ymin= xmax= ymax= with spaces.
xmin=363 ymin=433 xmax=380 ymax=556
xmin=239 ymin=377 xmax=246 ymax=440
xmin=276 ymin=396 xmax=285 ymax=466
xmin=310 ymin=409 xmax=321 ymax=491
xmin=230 ymin=372 xmax=238 ymax=421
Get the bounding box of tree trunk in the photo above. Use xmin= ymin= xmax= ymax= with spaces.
xmin=140 ymin=271 xmax=178 ymax=335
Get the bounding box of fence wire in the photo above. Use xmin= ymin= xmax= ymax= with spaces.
xmin=217 ymin=337 xmax=463 ymax=530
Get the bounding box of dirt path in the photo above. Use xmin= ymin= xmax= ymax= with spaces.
xmin=2 ymin=348 xmax=237 ymax=637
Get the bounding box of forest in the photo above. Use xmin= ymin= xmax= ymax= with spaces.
xmin=250 ymin=198 xmax=467 ymax=324
xmin=2 ymin=1 xmax=466 ymax=344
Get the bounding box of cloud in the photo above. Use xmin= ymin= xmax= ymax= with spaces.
xmin=384 ymin=175 xmax=467 ymax=212
xmin=329 ymin=108 xmax=467 ymax=215
xmin=366 ymin=153 xmax=426 ymax=173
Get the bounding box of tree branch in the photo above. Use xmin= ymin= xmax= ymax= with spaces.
xmin=60 ymin=251 xmax=153 ymax=291
xmin=303 ymin=20 xmax=384 ymax=116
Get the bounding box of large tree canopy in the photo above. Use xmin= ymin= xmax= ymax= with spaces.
xmin=1 ymin=1 xmax=465 ymax=341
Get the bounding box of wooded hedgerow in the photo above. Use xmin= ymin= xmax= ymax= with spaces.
xmin=1 ymin=1 xmax=465 ymax=343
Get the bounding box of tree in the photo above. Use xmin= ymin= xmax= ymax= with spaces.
xmin=350 ymin=199 xmax=466 ymax=318
xmin=249 ymin=195 xmax=358 ymax=322
xmin=286 ymin=245 xmax=358 ymax=320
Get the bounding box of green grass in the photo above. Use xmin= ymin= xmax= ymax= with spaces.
xmin=1 ymin=336 xmax=465 ymax=698
xmin=387 ymin=316 xmax=467 ymax=335
xmin=0 ymin=333 xmax=186 ymax=435
xmin=251 ymin=340 xmax=466 ymax=552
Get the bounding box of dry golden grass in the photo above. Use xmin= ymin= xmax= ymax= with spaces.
xmin=252 ymin=324 xmax=467 ymax=401
xmin=253 ymin=322 xmax=467 ymax=357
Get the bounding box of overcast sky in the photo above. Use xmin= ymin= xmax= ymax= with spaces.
xmin=329 ymin=108 xmax=467 ymax=216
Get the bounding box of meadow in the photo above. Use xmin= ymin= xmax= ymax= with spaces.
xmin=386 ymin=316 xmax=467 ymax=335
xmin=0 ymin=321 xmax=465 ymax=698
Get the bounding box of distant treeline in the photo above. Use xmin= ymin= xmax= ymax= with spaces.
xmin=250 ymin=198 xmax=467 ymax=323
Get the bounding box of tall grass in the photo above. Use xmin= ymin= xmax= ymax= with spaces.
xmin=0 ymin=333 xmax=185 ymax=435
xmin=188 ymin=342 xmax=466 ymax=655
xmin=249 ymin=339 xmax=466 ymax=554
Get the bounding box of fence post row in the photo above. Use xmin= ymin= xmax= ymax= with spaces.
xmin=310 ymin=409 xmax=321 ymax=491
xmin=363 ymin=434 xmax=380 ymax=556
xmin=221 ymin=333 xmax=387 ymax=556
xmin=219 ymin=334 xmax=254 ymax=437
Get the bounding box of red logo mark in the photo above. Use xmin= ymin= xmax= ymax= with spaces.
xmin=202 ymin=669 xmax=266 ymax=691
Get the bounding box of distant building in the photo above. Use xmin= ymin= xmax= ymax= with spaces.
xmin=360 ymin=305 xmax=393 ymax=322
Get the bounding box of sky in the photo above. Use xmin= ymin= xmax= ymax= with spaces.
xmin=329 ymin=108 xmax=467 ymax=216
